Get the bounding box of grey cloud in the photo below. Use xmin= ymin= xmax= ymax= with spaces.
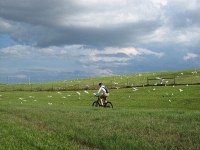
xmin=36 ymin=19 xmax=161 ymax=47
xmin=0 ymin=0 xmax=162 ymax=48
xmin=163 ymin=1 xmax=200 ymax=29
xmin=167 ymin=11 xmax=200 ymax=29
xmin=0 ymin=0 xmax=76 ymax=25
xmin=1 ymin=18 xmax=161 ymax=48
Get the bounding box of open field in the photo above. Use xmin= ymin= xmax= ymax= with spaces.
xmin=0 ymin=81 xmax=200 ymax=149
xmin=1 ymin=69 xmax=200 ymax=92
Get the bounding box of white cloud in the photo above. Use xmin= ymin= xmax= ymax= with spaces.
xmin=0 ymin=44 xmax=164 ymax=68
xmin=96 ymin=69 xmax=114 ymax=76
xmin=139 ymin=26 xmax=200 ymax=47
xmin=183 ymin=53 xmax=198 ymax=61
xmin=60 ymin=0 xmax=163 ymax=28
xmin=138 ymin=26 xmax=170 ymax=43
xmin=1 ymin=0 xmax=199 ymax=49
xmin=80 ymin=46 xmax=164 ymax=65
xmin=138 ymin=48 xmax=164 ymax=58
xmin=0 ymin=18 xmax=13 ymax=33
xmin=0 ymin=44 xmax=83 ymax=58
xmin=176 ymin=27 xmax=200 ymax=45
xmin=167 ymin=0 xmax=200 ymax=10
xmin=104 ymin=47 xmax=139 ymax=56
xmin=0 ymin=45 xmax=32 ymax=57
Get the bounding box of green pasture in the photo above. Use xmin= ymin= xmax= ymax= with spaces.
xmin=1 ymin=69 xmax=200 ymax=92
xmin=0 ymin=83 xmax=200 ymax=149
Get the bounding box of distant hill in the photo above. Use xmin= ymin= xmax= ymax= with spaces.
xmin=0 ymin=69 xmax=199 ymax=92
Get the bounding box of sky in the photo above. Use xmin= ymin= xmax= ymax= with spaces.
xmin=0 ymin=0 xmax=200 ymax=84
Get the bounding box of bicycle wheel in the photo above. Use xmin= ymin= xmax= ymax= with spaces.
xmin=104 ymin=102 xmax=113 ymax=108
xmin=92 ymin=101 xmax=100 ymax=107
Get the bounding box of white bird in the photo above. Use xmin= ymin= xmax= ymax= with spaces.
xmin=169 ymin=99 xmax=171 ymax=102
xmin=76 ymin=92 xmax=81 ymax=95
xmin=192 ymin=71 xmax=197 ymax=74
xmin=48 ymin=103 xmax=52 ymax=105
xmin=132 ymin=87 xmax=138 ymax=91
xmin=84 ymin=90 xmax=89 ymax=94
xmin=156 ymin=77 xmax=162 ymax=80
xmin=179 ymin=89 xmax=183 ymax=92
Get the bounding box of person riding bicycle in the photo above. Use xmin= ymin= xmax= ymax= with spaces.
xmin=96 ymin=83 xmax=109 ymax=106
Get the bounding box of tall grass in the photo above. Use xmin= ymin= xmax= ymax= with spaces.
xmin=0 ymin=84 xmax=200 ymax=149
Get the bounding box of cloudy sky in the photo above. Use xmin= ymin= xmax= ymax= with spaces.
xmin=0 ymin=0 xmax=200 ymax=83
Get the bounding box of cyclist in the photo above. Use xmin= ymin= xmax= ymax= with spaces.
xmin=96 ymin=83 xmax=109 ymax=106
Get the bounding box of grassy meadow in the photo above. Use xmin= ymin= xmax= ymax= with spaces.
xmin=0 ymin=70 xmax=200 ymax=149
xmin=1 ymin=69 xmax=200 ymax=92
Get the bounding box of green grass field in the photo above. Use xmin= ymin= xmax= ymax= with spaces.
xmin=0 ymin=70 xmax=200 ymax=149
xmin=0 ymin=84 xmax=200 ymax=149
xmin=1 ymin=69 xmax=200 ymax=92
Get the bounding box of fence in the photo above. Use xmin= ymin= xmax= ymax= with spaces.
xmin=147 ymin=75 xmax=176 ymax=86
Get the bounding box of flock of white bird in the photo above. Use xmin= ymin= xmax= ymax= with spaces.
xmin=0 ymin=71 xmax=198 ymax=105
xmin=14 ymin=83 xmax=187 ymax=105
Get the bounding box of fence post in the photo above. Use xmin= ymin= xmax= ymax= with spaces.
xmin=147 ymin=77 xmax=149 ymax=86
xmin=173 ymin=74 xmax=176 ymax=85
xmin=52 ymin=83 xmax=54 ymax=91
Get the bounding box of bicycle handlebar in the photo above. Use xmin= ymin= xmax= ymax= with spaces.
xmin=93 ymin=93 xmax=99 ymax=97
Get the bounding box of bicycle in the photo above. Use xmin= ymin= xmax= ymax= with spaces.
xmin=92 ymin=95 xmax=113 ymax=108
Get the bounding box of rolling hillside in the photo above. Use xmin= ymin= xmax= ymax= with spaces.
xmin=1 ymin=69 xmax=199 ymax=92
